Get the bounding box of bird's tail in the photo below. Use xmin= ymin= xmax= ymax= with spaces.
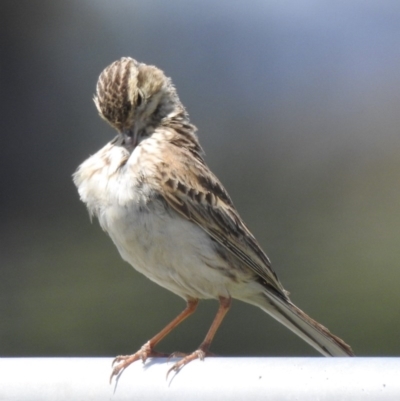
xmin=246 ymin=290 xmax=354 ymax=356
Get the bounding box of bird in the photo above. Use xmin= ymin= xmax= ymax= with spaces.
xmin=73 ymin=57 xmax=354 ymax=381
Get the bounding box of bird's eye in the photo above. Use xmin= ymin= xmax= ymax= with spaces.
xmin=137 ymin=93 xmax=143 ymax=107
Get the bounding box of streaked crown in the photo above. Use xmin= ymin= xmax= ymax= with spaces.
xmin=94 ymin=57 xmax=167 ymax=131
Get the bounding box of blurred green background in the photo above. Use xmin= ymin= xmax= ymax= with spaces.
xmin=1 ymin=0 xmax=400 ymax=358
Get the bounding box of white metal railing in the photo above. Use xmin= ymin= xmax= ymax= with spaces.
xmin=1 ymin=357 xmax=399 ymax=400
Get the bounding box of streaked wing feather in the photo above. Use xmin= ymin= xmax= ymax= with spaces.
xmin=158 ymin=151 xmax=286 ymax=295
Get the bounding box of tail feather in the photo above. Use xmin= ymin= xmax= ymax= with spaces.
xmin=249 ymin=291 xmax=354 ymax=356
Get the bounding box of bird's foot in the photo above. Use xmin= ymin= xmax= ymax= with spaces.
xmin=110 ymin=341 xmax=167 ymax=383
xmin=167 ymin=348 xmax=214 ymax=378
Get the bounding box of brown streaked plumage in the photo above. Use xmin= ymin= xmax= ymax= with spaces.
xmin=73 ymin=57 xmax=354 ymax=382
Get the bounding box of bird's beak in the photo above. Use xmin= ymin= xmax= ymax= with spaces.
xmin=122 ymin=128 xmax=139 ymax=149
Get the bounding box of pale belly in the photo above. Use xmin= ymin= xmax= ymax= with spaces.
xmin=74 ymin=141 xmax=258 ymax=302
xmin=98 ymin=195 xmax=246 ymax=300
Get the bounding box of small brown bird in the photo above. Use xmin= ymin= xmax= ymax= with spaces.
xmin=73 ymin=57 xmax=354 ymax=381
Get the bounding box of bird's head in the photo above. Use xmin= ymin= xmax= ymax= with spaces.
xmin=94 ymin=57 xmax=182 ymax=149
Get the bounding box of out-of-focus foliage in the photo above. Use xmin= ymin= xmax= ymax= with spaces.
xmin=1 ymin=0 xmax=400 ymax=357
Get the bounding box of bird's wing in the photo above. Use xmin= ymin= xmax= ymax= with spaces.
xmin=156 ymin=144 xmax=287 ymax=296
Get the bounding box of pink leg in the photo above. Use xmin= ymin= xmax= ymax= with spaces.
xmin=110 ymin=299 xmax=199 ymax=382
xmin=167 ymin=296 xmax=232 ymax=377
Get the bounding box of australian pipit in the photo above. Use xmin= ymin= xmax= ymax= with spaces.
xmin=73 ymin=57 xmax=354 ymax=381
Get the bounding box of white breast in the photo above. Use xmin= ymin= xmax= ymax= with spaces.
xmin=73 ymin=140 xmax=242 ymax=300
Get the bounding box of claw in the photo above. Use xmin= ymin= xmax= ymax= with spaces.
xmin=109 ymin=341 xmax=168 ymax=383
xmin=109 ymin=354 xmax=141 ymax=384
xmin=167 ymin=351 xmax=186 ymax=362
xmin=111 ymin=355 xmax=128 ymax=367
xmin=166 ymin=349 xmax=211 ymax=379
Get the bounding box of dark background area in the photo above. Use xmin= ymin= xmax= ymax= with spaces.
xmin=1 ymin=0 xmax=400 ymax=358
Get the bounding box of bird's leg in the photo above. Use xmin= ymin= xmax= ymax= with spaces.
xmin=110 ymin=298 xmax=199 ymax=382
xmin=167 ymin=296 xmax=231 ymax=377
